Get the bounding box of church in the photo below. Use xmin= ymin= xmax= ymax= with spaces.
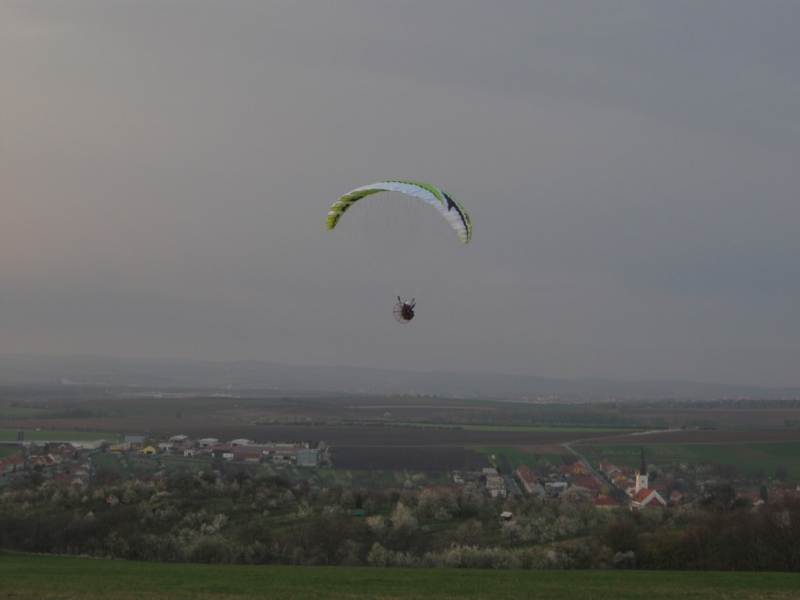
xmin=630 ymin=448 xmax=667 ymax=509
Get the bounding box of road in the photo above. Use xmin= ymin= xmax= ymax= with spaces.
xmin=562 ymin=435 xmax=631 ymax=505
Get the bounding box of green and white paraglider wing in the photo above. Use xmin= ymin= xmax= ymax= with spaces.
xmin=326 ymin=180 xmax=472 ymax=244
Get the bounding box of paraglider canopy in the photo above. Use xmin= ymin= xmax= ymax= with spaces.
xmin=326 ymin=180 xmax=472 ymax=243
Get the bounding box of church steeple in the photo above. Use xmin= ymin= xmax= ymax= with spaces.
xmin=635 ymin=447 xmax=648 ymax=493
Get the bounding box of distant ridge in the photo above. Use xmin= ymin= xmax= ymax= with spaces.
xmin=1 ymin=353 xmax=799 ymax=401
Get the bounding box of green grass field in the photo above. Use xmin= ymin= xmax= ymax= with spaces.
xmin=88 ymin=453 xmax=128 ymax=478
xmin=0 ymin=446 xmax=20 ymax=459
xmin=0 ymin=428 xmax=118 ymax=443
xmin=1 ymin=553 xmax=798 ymax=600
xmin=0 ymin=406 xmax=52 ymax=419
xmin=471 ymin=445 xmax=568 ymax=471
xmin=578 ymin=442 xmax=800 ymax=479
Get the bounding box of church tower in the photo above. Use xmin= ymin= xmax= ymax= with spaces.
xmin=634 ymin=448 xmax=648 ymax=493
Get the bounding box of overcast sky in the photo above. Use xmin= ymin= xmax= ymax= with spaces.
xmin=2 ymin=1 xmax=799 ymax=387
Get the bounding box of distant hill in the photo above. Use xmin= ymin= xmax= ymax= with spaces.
xmin=1 ymin=353 xmax=798 ymax=401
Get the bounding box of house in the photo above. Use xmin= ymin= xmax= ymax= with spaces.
xmin=573 ymin=475 xmax=603 ymax=492
xmin=208 ymin=444 xmax=234 ymax=459
xmin=598 ymin=460 xmax=620 ymax=478
xmin=515 ymin=465 xmax=538 ymax=493
xmin=266 ymin=444 xmax=305 ymax=463
xmin=1 ymin=454 xmax=26 ymax=475
xmin=229 ymin=438 xmax=254 ymax=447
xmin=47 ymin=442 xmax=78 ymax=459
xmin=593 ymin=494 xmax=619 ymax=508
xmin=613 ymin=473 xmax=631 ymax=487
xmin=29 ymin=454 xmax=56 ymax=468
xmin=297 ymin=448 xmax=319 ymax=467
xmin=527 ymin=483 xmax=546 ymax=499
xmin=571 ymin=462 xmax=588 ymax=475
xmin=545 ymin=481 xmax=568 ymax=495
xmin=168 ymin=436 xmax=192 ymax=451
xmin=232 ymin=450 xmax=262 ymax=463
xmin=559 ymin=462 xmax=588 ymax=476
xmin=483 ymin=472 xmax=507 ymax=498
xmin=124 ymin=435 xmax=145 ymax=451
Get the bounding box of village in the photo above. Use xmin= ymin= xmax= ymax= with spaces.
xmin=110 ymin=433 xmax=321 ymax=467
xmin=4 ymin=429 xmax=795 ymax=512
xmin=0 ymin=430 xmax=321 ymax=490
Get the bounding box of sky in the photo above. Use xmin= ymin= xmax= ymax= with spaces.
xmin=1 ymin=1 xmax=799 ymax=387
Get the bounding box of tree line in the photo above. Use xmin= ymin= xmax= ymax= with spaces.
xmin=1 ymin=469 xmax=799 ymax=570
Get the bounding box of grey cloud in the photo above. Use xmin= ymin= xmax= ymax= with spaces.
xmin=1 ymin=1 xmax=799 ymax=387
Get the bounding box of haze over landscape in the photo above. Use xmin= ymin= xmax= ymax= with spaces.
xmin=2 ymin=1 xmax=799 ymax=388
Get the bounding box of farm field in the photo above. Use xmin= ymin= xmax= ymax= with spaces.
xmin=2 ymin=553 xmax=799 ymax=600
xmin=0 ymin=405 xmax=51 ymax=419
xmin=5 ymin=394 xmax=800 ymax=479
xmin=0 ymin=428 xmax=118 ymax=442
xmin=469 ymin=445 xmax=569 ymax=471
xmin=577 ymin=441 xmax=800 ymax=480
xmin=3 ymin=417 xmax=631 ymax=448
xmin=0 ymin=446 xmax=19 ymax=459
xmin=331 ymin=445 xmax=488 ymax=471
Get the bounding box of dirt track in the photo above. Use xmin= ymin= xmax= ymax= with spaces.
xmin=573 ymin=428 xmax=800 ymax=446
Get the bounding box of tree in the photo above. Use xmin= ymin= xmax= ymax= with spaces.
xmin=297 ymin=513 xmax=351 ymax=565
xmin=386 ymin=502 xmax=426 ymax=553
xmin=453 ymin=518 xmax=483 ymax=545
xmin=758 ymin=497 xmax=800 ymax=570
xmin=367 ymin=542 xmax=391 ymax=567
xmin=238 ymin=520 xmax=272 ymax=546
xmin=600 ymin=518 xmax=641 ymax=554
xmin=417 ymin=489 xmax=458 ymax=521
xmin=188 ymin=535 xmax=230 ymax=563
xmin=390 ymin=502 xmax=418 ymax=533
xmin=701 ymin=483 xmax=748 ymax=515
